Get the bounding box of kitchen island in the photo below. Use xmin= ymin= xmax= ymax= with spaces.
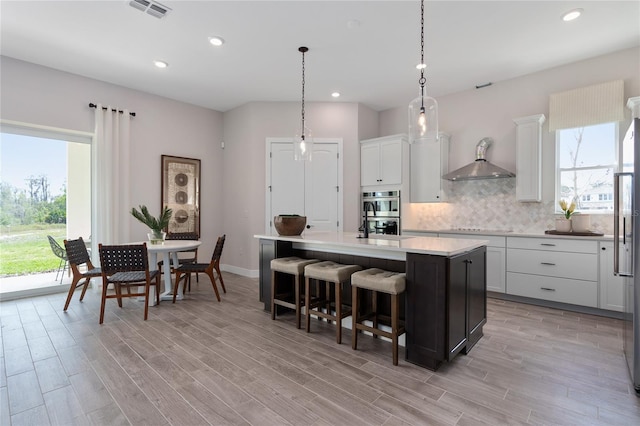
xmin=255 ymin=231 xmax=488 ymax=370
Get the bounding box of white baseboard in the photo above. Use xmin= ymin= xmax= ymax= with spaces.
xmin=220 ymin=263 xmax=259 ymax=279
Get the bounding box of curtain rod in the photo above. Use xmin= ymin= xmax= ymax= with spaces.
xmin=89 ymin=103 xmax=136 ymax=117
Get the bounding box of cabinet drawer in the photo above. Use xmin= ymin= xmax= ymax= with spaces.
xmin=441 ymin=233 xmax=506 ymax=248
xmin=507 ymin=248 xmax=597 ymax=281
xmin=507 ymin=237 xmax=597 ymax=254
xmin=506 ymin=272 xmax=598 ymax=307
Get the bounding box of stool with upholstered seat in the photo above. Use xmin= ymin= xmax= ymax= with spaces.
xmin=304 ymin=261 xmax=362 ymax=344
xmin=351 ymin=268 xmax=406 ymax=365
xmin=271 ymin=256 xmax=320 ymax=328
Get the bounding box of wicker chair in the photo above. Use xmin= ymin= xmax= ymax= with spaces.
xmin=62 ymin=237 xmax=101 ymax=311
xmin=98 ymin=243 xmax=160 ymax=324
xmin=173 ymin=234 xmax=226 ymax=302
xmin=47 ymin=235 xmax=68 ymax=284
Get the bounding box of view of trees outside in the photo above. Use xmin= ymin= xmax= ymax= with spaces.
xmin=557 ymin=122 xmax=616 ymax=211
xmin=0 ymin=133 xmax=68 ymax=277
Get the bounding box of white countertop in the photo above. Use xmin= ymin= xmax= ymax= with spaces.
xmin=255 ymin=231 xmax=488 ymax=258
xmin=403 ymin=228 xmax=613 ymax=241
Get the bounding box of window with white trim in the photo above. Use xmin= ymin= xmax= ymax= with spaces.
xmin=555 ymin=122 xmax=617 ymax=212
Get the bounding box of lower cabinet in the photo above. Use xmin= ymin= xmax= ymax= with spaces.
xmin=506 ymin=237 xmax=598 ymax=307
xmin=440 ymin=233 xmax=505 ymax=293
xmin=599 ymin=241 xmax=624 ymax=312
xmin=406 ymin=246 xmax=486 ymax=370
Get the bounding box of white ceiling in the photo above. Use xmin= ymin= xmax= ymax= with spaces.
xmin=1 ymin=1 xmax=638 ymax=112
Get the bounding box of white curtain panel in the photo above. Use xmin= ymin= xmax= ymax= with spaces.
xmin=92 ymin=104 xmax=131 ymax=249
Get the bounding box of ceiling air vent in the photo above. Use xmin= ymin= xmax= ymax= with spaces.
xmin=129 ymin=0 xmax=171 ymax=19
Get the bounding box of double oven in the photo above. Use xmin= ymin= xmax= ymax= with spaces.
xmin=361 ymin=190 xmax=401 ymax=235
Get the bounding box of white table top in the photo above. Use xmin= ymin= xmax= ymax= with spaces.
xmin=254 ymin=231 xmax=487 ymax=259
xmin=136 ymin=240 xmax=202 ymax=252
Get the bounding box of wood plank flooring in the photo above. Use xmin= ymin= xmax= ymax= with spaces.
xmin=1 ymin=272 xmax=639 ymax=425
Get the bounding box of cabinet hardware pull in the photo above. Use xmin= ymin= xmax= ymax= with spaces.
xmin=540 ymin=262 xmax=556 ymax=266
xmin=540 ymin=287 xmax=556 ymax=291
xmin=540 ymin=243 xmax=556 ymax=246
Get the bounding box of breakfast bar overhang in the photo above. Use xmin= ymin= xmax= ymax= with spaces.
xmin=255 ymin=231 xmax=488 ymax=371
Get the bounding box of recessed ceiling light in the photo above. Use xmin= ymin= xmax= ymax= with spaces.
xmin=347 ymin=19 xmax=360 ymax=30
xmin=331 ymin=92 xmax=341 ymax=98
xmin=153 ymin=60 xmax=168 ymax=68
xmin=562 ymin=8 xmax=583 ymax=22
xmin=208 ymin=36 xmax=225 ymax=47
xmin=416 ymin=63 xmax=426 ymax=70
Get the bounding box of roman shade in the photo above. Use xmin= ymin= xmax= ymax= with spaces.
xmin=548 ymin=80 xmax=624 ymax=131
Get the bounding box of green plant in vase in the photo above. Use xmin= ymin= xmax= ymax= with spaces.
xmin=131 ymin=205 xmax=173 ymax=244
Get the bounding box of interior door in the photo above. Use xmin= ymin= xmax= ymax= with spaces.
xmin=305 ymin=144 xmax=339 ymax=231
xmin=270 ymin=142 xmax=305 ymax=217
xmin=267 ymin=140 xmax=341 ymax=233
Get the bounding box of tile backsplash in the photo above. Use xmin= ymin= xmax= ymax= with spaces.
xmin=406 ymin=179 xmax=614 ymax=235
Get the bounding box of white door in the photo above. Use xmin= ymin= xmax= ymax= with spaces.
xmin=266 ymin=139 xmax=342 ymax=233
xmin=305 ymin=144 xmax=339 ymax=231
xmin=270 ymin=142 xmax=305 ymax=216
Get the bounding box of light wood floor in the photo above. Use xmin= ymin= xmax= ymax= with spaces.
xmin=1 ymin=272 xmax=639 ymax=425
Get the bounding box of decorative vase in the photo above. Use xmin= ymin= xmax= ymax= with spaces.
xmin=148 ymin=231 xmax=167 ymax=245
xmin=555 ymin=218 xmax=572 ymax=232
xmin=571 ymin=215 xmax=591 ymax=233
xmin=273 ymin=215 xmax=307 ymax=236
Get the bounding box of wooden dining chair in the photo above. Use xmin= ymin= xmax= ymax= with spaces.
xmin=98 ymin=243 xmax=160 ymax=324
xmin=162 ymin=231 xmax=200 ymax=289
xmin=173 ymin=234 xmax=226 ymax=302
xmin=63 ymin=237 xmax=102 ymax=311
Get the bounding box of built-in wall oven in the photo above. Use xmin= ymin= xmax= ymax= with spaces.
xmin=361 ymin=190 xmax=401 ymax=235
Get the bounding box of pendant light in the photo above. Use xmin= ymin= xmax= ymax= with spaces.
xmin=408 ymin=0 xmax=438 ymax=144
xmin=294 ymin=46 xmax=313 ymax=161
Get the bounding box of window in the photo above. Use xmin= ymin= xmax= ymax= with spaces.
xmin=0 ymin=121 xmax=92 ymax=297
xmin=556 ymin=122 xmax=617 ymax=212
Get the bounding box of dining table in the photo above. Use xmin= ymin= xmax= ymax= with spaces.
xmin=144 ymin=239 xmax=202 ymax=303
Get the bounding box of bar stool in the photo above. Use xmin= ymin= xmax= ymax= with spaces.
xmin=351 ymin=268 xmax=406 ymax=365
xmin=271 ymin=257 xmax=320 ymax=328
xmin=304 ymin=261 xmax=362 ymax=344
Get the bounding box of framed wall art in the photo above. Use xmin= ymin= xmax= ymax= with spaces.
xmin=161 ymin=155 xmax=201 ymax=236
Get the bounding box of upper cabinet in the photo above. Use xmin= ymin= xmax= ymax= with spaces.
xmin=360 ymin=134 xmax=408 ymax=187
xmin=410 ymin=133 xmax=449 ymax=203
xmin=513 ymin=114 xmax=545 ymax=202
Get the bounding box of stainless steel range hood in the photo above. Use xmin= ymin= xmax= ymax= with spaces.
xmin=443 ymin=137 xmax=515 ymax=181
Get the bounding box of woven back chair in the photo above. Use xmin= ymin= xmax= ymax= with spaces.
xmin=47 ymin=235 xmax=68 ymax=284
xmin=63 ymin=237 xmax=102 ymax=311
xmin=161 ymin=231 xmax=200 ymax=287
xmin=173 ymin=234 xmax=226 ymax=303
xmin=98 ymin=243 xmax=160 ymax=324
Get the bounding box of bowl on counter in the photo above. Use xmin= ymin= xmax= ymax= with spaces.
xmin=273 ymin=215 xmax=307 ymax=236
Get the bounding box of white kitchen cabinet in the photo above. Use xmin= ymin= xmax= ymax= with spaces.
xmin=513 ymin=114 xmax=545 ymax=202
xmin=506 ymin=236 xmax=598 ymax=307
xmin=599 ymin=241 xmax=624 ymax=312
xmin=410 ymin=133 xmax=449 ymax=203
xmin=360 ymin=134 xmax=407 ymax=187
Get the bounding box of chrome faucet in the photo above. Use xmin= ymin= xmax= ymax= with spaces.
xmin=362 ymin=201 xmax=377 ymax=238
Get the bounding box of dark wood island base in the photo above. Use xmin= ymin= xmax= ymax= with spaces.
xmin=256 ymin=233 xmax=487 ymax=371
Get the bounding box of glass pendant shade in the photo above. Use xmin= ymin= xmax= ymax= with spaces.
xmin=408 ymin=88 xmax=438 ymax=144
xmin=293 ymin=126 xmax=313 ymax=161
